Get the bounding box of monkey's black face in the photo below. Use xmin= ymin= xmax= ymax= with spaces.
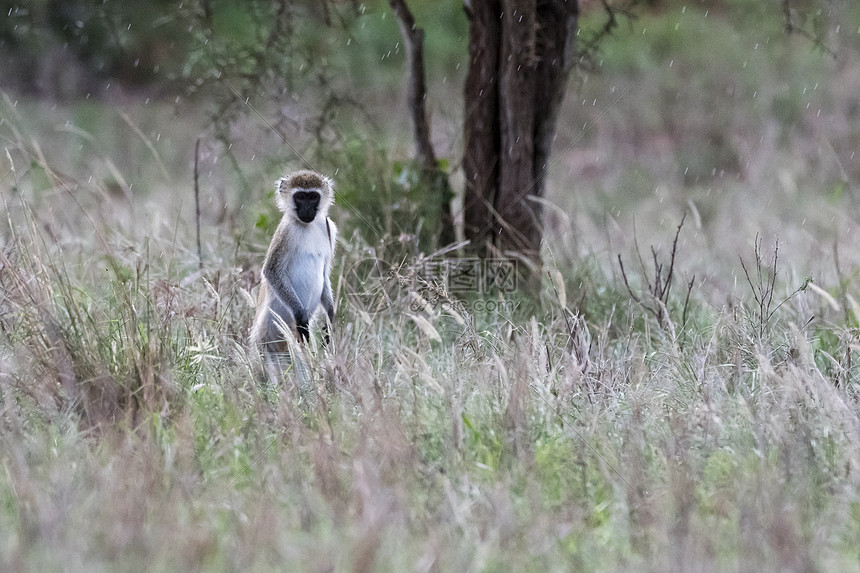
xmin=293 ymin=190 xmax=321 ymax=223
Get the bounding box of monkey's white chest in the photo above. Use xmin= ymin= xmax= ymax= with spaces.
xmin=290 ymin=250 xmax=326 ymax=314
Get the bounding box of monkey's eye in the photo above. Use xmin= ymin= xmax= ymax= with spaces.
xmin=293 ymin=191 xmax=320 ymax=202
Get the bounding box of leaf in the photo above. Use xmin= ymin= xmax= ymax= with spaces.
xmin=461 ymin=413 xmax=476 ymax=433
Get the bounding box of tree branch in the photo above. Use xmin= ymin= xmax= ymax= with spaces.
xmin=194 ymin=138 xmax=203 ymax=270
xmin=388 ymin=0 xmax=438 ymax=172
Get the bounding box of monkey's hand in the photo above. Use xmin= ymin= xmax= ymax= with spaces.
xmin=321 ymin=281 xmax=335 ymax=332
xmin=293 ymin=308 xmax=308 ymax=328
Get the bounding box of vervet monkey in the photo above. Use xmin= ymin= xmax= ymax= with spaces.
xmin=251 ymin=170 xmax=337 ymax=371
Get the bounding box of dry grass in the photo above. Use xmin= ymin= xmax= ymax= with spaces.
xmin=2 ymin=4 xmax=860 ymax=571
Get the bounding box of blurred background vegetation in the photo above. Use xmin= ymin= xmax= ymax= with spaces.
xmin=1 ymin=0 xmax=473 ymax=245
xmin=2 ymin=0 xmax=858 ymax=254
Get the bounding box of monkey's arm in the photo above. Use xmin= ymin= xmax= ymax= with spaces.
xmin=320 ymin=271 xmax=335 ymax=326
xmin=318 ymin=267 xmax=334 ymax=347
xmin=321 ymin=218 xmax=338 ymax=326
xmin=262 ymin=252 xmax=305 ymax=327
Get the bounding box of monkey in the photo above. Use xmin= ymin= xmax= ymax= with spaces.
xmin=250 ymin=169 xmax=337 ymax=374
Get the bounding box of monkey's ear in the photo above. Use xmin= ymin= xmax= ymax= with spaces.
xmin=322 ymin=176 xmax=336 ymax=206
xmin=275 ymin=178 xmax=291 ymax=213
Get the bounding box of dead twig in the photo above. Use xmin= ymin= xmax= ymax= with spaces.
xmin=782 ymin=0 xmax=837 ymax=59
xmin=739 ymin=235 xmax=811 ymax=340
xmin=194 ymin=138 xmax=203 ymax=270
xmin=618 ymin=214 xmax=694 ymax=330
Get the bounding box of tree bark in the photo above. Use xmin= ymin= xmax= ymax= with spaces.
xmin=534 ymin=1 xmax=580 ymax=187
xmin=462 ymin=0 xmax=579 ymax=273
xmin=463 ymin=0 xmax=501 ymax=247
xmin=497 ymin=0 xmax=538 ymax=258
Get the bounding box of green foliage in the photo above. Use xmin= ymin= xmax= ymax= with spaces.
xmin=461 ymin=412 xmax=503 ymax=472
xmin=331 ymin=138 xmax=452 ymax=249
xmin=1 ymin=0 xmax=192 ymax=93
xmin=556 ymin=256 xmax=629 ymax=328
xmin=588 ymin=3 xmax=832 ymax=183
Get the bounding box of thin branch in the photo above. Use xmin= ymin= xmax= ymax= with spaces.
xmin=617 ymin=255 xmax=642 ymax=305
xmin=682 ymin=275 xmax=695 ymax=329
xmin=388 ymin=0 xmax=438 ymax=172
xmin=664 ymin=212 xmax=686 ymax=303
xmin=577 ymin=0 xmax=644 ymax=69
xmin=618 ymin=215 xmax=690 ymax=330
xmin=739 ymin=252 xmax=758 ymax=304
xmin=194 ymin=139 xmax=203 ymax=270
xmin=782 ymin=0 xmax=837 ymax=59
xmin=739 ymin=235 xmax=806 ymax=340
xmin=632 ymin=219 xmax=652 ymax=294
xmin=765 ymin=238 xmax=779 ymax=318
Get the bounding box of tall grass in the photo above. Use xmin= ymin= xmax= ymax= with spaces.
xmin=2 ymin=4 xmax=860 ymax=570
xmin=3 ymin=118 xmax=860 ymax=572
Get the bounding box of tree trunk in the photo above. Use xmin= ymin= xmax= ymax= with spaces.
xmin=534 ymin=1 xmax=580 ymax=189
xmin=497 ymin=0 xmax=538 ymax=259
xmin=389 ymin=0 xmax=455 ymax=246
xmin=388 ymin=0 xmax=437 ymax=172
xmin=463 ymin=0 xmax=579 ymax=274
xmin=462 ymin=0 xmax=501 ymax=243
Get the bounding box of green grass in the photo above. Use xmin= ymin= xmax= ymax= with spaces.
xmin=2 ymin=2 xmax=860 ymax=571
